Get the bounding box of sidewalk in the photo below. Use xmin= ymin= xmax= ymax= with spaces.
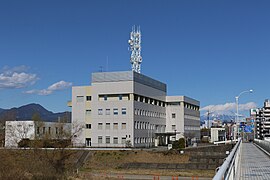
xmin=240 ymin=143 xmax=270 ymax=179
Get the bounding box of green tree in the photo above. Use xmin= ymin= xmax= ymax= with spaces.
xmin=172 ymin=138 xmax=185 ymax=150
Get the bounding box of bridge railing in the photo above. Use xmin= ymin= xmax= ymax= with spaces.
xmin=254 ymin=139 xmax=270 ymax=154
xmin=212 ymin=138 xmax=242 ymax=180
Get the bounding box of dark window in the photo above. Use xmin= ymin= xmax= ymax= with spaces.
xmin=119 ymin=95 xmax=123 ymax=100
xmin=86 ymin=124 xmax=91 ymax=129
xmin=86 ymin=96 xmax=91 ymax=101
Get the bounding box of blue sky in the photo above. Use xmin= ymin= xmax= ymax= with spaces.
xmin=0 ymin=1 xmax=269 ymax=115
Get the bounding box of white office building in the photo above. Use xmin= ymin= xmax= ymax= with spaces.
xmin=70 ymin=71 xmax=200 ymax=148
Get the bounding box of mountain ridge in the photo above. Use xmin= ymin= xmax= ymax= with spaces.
xmin=0 ymin=103 xmax=71 ymax=122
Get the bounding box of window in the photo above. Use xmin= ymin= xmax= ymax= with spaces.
xmin=113 ymin=137 xmax=118 ymax=144
xmin=121 ymin=123 xmax=127 ymax=129
xmin=106 ymin=109 xmax=110 ymax=115
xmin=113 ymin=108 xmax=118 ymax=115
xmin=113 ymin=123 xmax=118 ymax=130
xmin=48 ymin=127 xmax=51 ymax=134
xmin=86 ymin=124 xmax=91 ymax=129
xmin=104 ymin=96 xmax=108 ymax=101
xmin=86 ymin=96 xmax=91 ymax=101
xmin=172 ymin=125 xmax=176 ymax=130
xmin=98 ymin=136 xmax=102 ymax=144
xmin=106 ymin=123 xmax=110 ymax=130
xmin=55 ymin=127 xmax=58 ymax=134
xmin=122 ymin=108 xmax=127 ymax=115
xmin=172 ymin=113 xmax=176 ymax=118
xmin=119 ymin=95 xmax=123 ymax=100
xmin=121 ymin=137 xmax=126 ymax=144
xmin=106 ymin=136 xmax=110 ymax=144
xmin=98 ymin=123 xmax=103 ymax=130
xmin=86 ymin=109 xmax=91 ymax=116
xmin=98 ymin=109 xmax=103 ymax=115
xmin=76 ymin=96 xmax=84 ymax=103
xmin=43 ymin=127 xmax=46 ymax=134
xmin=86 ymin=138 xmax=91 ymax=147
xmin=37 ymin=127 xmax=40 ymax=134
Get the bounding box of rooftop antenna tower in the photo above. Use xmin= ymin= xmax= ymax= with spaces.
xmin=128 ymin=26 xmax=142 ymax=73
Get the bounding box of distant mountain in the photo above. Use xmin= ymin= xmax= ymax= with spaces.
xmin=0 ymin=103 xmax=71 ymax=122
xmin=200 ymin=114 xmax=235 ymax=123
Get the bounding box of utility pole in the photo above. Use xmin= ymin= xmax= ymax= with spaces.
xmin=207 ymin=110 xmax=210 ymax=139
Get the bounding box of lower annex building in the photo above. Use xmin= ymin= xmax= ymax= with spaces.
xmin=69 ymin=71 xmax=200 ymax=148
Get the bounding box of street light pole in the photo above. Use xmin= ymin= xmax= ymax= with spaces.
xmin=235 ymin=89 xmax=253 ymax=139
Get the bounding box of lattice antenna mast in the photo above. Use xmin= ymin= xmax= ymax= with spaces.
xmin=128 ymin=26 xmax=142 ymax=73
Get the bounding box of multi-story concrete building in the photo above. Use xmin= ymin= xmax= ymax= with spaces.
xmin=70 ymin=71 xmax=200 ymax=148
xmin=254 ymin=99 xmax=270 ymax=140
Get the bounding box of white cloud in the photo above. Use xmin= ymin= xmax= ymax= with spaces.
xmin=25 ymin=81 xmax=72 ymax=96
xmin=200 ymin=102 xmax=257 ymax=114
xmin=0 ymin=66 xmax=38 ymax=89
xmin=48 ymin=81 xmax=72 ymax=91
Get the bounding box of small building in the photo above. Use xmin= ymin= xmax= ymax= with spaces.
xmin=210 ymin=127 xmax=226 ymax=143
xmin=5 ymin=120 xmax=71 ymax=147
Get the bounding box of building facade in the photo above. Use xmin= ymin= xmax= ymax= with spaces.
xmin=5 ymin=120 xmax=71 ymax=147
xmin=70 ymin=71 xmax=200 ymax=148
xmin=254 ymin=100 xmax=270 ymax=140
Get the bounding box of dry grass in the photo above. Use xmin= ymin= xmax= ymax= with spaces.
xmin=84 ymin=150 xmax=189 ymax=170
xmin=0 ymin=149 xmax=79 ymax=179
xmin=80 ymin=150 xmax=215 ymax=178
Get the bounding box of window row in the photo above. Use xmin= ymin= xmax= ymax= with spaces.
xmin=36 ymin=126 xmax=63 ymax=135
xmin=98 ymin=136 xmax=127 ymax=144
xmin=134 ymin=94 xmax=166 ymax=107
xmin=99 ymin=94 xmax=130 ymax=101
xmin=134 ymin=122 xmax=165 ymax=132
xmin=184 ymin=103 xmax=199 ymax=111
xmin=184 ymin=115 xmax=200 ymax=121
xmin=98 ymin=122 xmax=127 ymax=130
xmin=76 ymin=96 xmax=91 ymax=103
xmin=98 ymin=108 xmax=127 ymax=115
xmin=184 ymin=126 xmax=200 ymax=131
xmin=134 ymin=108 xmax=166 ymax=118
xmin=134 ymin=137 xmax=154 ymax=144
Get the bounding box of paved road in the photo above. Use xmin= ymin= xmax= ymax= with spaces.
xmin=240 ymin=143 xmax=270 ymax=179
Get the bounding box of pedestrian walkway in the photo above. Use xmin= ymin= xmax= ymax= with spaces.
xmin=240 ymin=143 xmax=270 ymax=179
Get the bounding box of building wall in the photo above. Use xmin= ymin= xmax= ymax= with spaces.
xmin=91 ymin=80 xmax=134 ymax=147
xmin=5 ymin=121 xmax=71 ymax=147
xmin=5 ymin=121 xmax=35 ymax=147
xmin=70 ymin=71 xmax=200 ymax=147
xmin=255 ymin=100 xmax=270 ymax=140
xmin=133 ymin=81 xmax=167 ymax=148
xmin=71 ymin=86 xmax=92 ymax=146
xmin=210 ymin=127 xmax=226 ymax=143
xmin=166 ymin=96 xmax=200 ymax=141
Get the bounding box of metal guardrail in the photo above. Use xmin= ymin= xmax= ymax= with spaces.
xmin=254 ymin=139 xmax=270 ymax=155
xmin=212 ymin=138 xmax=242 ymax=180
